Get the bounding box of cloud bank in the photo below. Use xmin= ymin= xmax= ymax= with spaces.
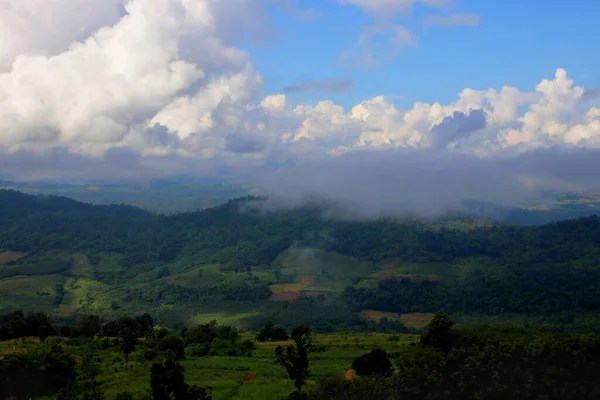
xmin=1 ymin=0 xmax=600 ymax=217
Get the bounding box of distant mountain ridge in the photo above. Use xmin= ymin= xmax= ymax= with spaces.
xmin=1 ymin=189 xmax=600 ymax=332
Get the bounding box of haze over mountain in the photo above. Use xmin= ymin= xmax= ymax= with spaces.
xmin=1 ymin=0 xmax=599 ymax=217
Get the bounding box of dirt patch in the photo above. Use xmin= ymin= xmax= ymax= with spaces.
xmin=243 ymin=371 xmax=256 ymax=383
xmin=360 ymin=310 xmax=434 ymax=329
xmin=268 ymin=292 xmax=302 ymax=301
xmin=398 ymin=313 xmax=435 ymax=329
xmin=361 ymin=310 xmax=400 ymax=322
xmin=0 ymin=252 xmax=26 ymax=265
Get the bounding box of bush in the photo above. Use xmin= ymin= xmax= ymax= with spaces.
xmin=187 ymin=343 xmax=211 ymax=357
xmin=351 ymin=349 xmax=393 ymax=377
xmin=257 ymin=322 xmax=289 ymax=342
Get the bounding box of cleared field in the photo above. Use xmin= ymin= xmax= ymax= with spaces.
xmin=268 ymin=292 xmax=302 ymax=301
xmin=361 ymin=310 xmax=434 ymax=329
xmin=370 ymin=261 xmax=456 ymax=281
xmin=0 ymin=251 xmax=26 ymax=264
xmin=0 ymin=275 xmax=61 ymax=296
xmin=269 ymin=274 xmax=317 ymax=294
xmin=269 ymin=283 xmax=305 ymax=293
xmin=399 ymin=313 xmax=435 ymax=329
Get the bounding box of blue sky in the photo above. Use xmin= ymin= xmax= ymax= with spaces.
xmin=1 ymin=0 xmax=600 ymax=201
xmin=246 ymin=0 xmax=600 ymax=109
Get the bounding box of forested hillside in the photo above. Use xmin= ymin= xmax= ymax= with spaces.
xmin=1 ymin=189 xmax=600 ymax=332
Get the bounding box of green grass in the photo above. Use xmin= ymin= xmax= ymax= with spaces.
xmin=274 ymin=248 xmax=376 ymax=278
xmin=1 ymin=332 xmax=419 ymax=400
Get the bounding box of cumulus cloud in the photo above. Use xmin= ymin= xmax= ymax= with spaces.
xmin=1 ymin=1 xmax=600 ymax=217
xmin=284 ymin=78 xmax=353 ymax=94
xmin=0 ymin=0 xmax=126 ymax=71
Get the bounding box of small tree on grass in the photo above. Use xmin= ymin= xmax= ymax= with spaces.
xmin=421 ymin=312 xmax=455 ymax=352
xmin=150 ymin=359 xmax=211 ymax=400
xmin=275 ymin=325 xmax=312 ymax=393
xmin=257 ymin=322 xmax=289 ymax=342
xmin=352 ymin=349 xmax=393 ymax=377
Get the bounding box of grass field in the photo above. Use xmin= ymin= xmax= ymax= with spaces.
xmin=0 ymin=332 xmax=420 ymax=400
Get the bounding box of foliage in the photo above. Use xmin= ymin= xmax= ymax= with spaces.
xmin=0 ymin=309 xmax=55 ymax=341
xmin=310 ymin=324 xmax=600 ymax=400
xmin=150 ymin=358 xmax=212 ymax=400
xmin=420 ymin=312 xmax=454 ymax=352
xmin=351 ymin=349 xmax=393 ymax=377
xmin=0 ymin=339 xmax=76 ymax=399
xmin=4 ymin=191 xmax=600 ymax=332
xmin=145 ymin=327 xmax=186 ymax=360
xmin=77 ymin=314 xmax=103 ymax=338
xmin=275 ymin=325 xmax=312 ymax=392
xmin=257 ymin=322 xmax=289 ymax=342
xmin=184 ymin=320 xmax=254 ymax=357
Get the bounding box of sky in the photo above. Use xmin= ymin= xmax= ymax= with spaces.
xmin=0 ymin=0 xmax=599 ymax=216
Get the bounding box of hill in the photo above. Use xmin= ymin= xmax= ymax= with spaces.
xmin=0 ymin=180 xmax=248 ymax=214
xmin=1 ymin=189 xmax=600 ymax=332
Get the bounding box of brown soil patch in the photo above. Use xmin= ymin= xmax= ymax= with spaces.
xmin=361 ymin=310 xmax=434 ymax=329
xmin=361 ymin=310 xmax=400 ymax=322
xmin=268 ymin=292 xmax=302 ymax=301
xmin=243 ymin=371 xmax=256 ymax=383
xmin=398 ymin=313 xmax=435 ymax=329
xmin=0 ymin=252 xmax=26 ymax=265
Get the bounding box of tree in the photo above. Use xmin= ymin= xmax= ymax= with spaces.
xmin=0 ymin=339 xmax=76 ymax=399
xmin=421 ymin=312 xmax=455 ymax=352
xmin=146 ymin=327 xmax=186 ymax=361
xmin=114 ymin=392 xmax=133 ymax=400
xmin=151 ymin=358 xmax=187 ymax=400
xmin=105 ymin=317 xmax=141 ymax=370
xmin=275 ymin=324 xmax=312 ymax=392
xmin=257 ymin=322 xmax=289 ymax=342
xmin=150 ymin=359 xmax=211 ymax=400
xmin=351 ymin=349 xmax=393 ymax=377
xmin=157 ymin=267 xmax=171 ymax=279
xmin=186 ymin=321 xmax=218 ymax=345
xmin=135 ymin=313 xmax=154 ymax=337
xmin=26 ymin=312 xmax=54 ymax=341
xmin=77 ymin=315 xmax=102 ymax=338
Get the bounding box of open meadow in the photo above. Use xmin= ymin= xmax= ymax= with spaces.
xmin=0 ymin=332 xmax=419 ymax=400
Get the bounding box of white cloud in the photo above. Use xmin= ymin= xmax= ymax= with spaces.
xmin=1 ymin=1 xmax=600 ymax=215
xmin=423 ymin=13 xmax=481 ymax=26
xmin=337 ymin=0 xmax=450 ymax=20
xmin=0 ymin=0 xmax=125 ymax=71
xmin=336 ymin=0 xmax=477 ymax=69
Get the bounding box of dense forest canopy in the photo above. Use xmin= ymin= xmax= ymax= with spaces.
xmin=1 ymin=189 xmax=600 ymax=332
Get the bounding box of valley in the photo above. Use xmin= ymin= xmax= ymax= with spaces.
xmin=2 ymin=189 xmax=600 ymax=333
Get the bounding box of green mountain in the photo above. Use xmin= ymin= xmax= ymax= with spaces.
xmin=1 ymin=189 xmax=600 ymax=332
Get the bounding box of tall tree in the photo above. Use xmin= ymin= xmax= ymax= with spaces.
xmin=275 ymin=324 xmax=312 ymax=392
xmin=421 ymin=312 xmax=455 ymax=352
